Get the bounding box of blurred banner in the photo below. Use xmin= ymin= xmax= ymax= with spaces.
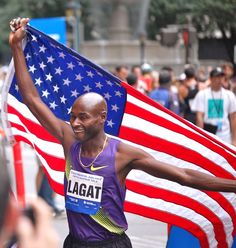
xmin=30 ymin=17 xmax=66 ymax=45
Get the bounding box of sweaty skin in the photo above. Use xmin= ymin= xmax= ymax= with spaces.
xmin=9 ymin=18 xmax=236 ymax=192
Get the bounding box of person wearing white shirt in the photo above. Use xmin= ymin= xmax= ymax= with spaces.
xmin=191 ymin=67 xmax=236 ymax=146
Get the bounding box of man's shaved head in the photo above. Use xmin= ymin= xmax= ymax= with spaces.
xmin=73 ymin=92 xmax=107 ymax=115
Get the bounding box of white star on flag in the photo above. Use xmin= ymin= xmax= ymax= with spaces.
xmin=53 ymin=85 xmax=59 ymax=92
xmin=83 ymin=85 xmax=91 ymax=92
xmin=75 ymin=73 xmax=83 ymax=81
xmin=39 ymin=45 xmax=47 ymax=53
xmin=63 ymin=78 xmax=71 ymax=86
xmin=59 ymin=52 xmax=66 ymax=59
xmin=104 ymin=92 xmax=112 ymax=100
xmin=42 ymin=89 xmax=50 ymax=98
xmin=107 ymin=119 xmax=114 ymax=127
xmin=35 ymin=77 xmax=42 ymax=86
xmin=67 ymin=62 xmax=75 ymax=70
xmin=29 ymin=65 xmax=36 ymax=73
xmin=49 ymin=101 xmax=58 ymax=110
xmin=71 ymin=89 xmax=79 ymax=98
xmin=25 ymin=53 xmax=31 ymax=60
xmin=55 ymin=67 xmax=63 ymax=75
xmin=47 ymin=56 xmax=55 ymax=64
xmin=111 ymin=104 xmax=119 ymax=112
xmin=87 ymin=71 xmax=94 ymax=78
xmin=46 ymin=73 xmax=53 ymax=81
xmin=95 ymin=82 xmax=103 ymax=89
xmin=39 ymin=62 xmax=46 ymax=70
xmin=60 ymin=95 xmax=67 ymax=104
xmin=115 ymin=90 xmax=122 ymax=97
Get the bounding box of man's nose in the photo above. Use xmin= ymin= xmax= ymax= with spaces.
xmin=72 ymin=117 xmax=81 ymax=126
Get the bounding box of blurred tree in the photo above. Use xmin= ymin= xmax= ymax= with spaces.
xmin=192 ymin=0 xmax=236 ymax=66
xmin=0 ymin=0 xmax=65 ymax=63
xmin=147 ymin=0 xmax=236 ymax=65
xmin=0 ymin=0 xmax=89 ymax=64
xmin=147 ymin=0 xmax=194 ymax=39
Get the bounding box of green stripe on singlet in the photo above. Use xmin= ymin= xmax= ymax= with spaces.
xmin=65 ymin=159 xmax=125 ymax=234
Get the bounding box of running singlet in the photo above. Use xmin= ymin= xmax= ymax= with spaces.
xmin=64 ymin=138 xmax=128 ymax=241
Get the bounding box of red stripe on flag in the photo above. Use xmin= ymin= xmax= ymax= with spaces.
xmin=124 ymin=201 xmax=209 ymax=248
xmin=119 ymin=126 xmax=234 ymax=179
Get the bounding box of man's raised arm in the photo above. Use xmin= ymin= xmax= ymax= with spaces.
xmin=9 ymin=18 xmax=74 ymax=146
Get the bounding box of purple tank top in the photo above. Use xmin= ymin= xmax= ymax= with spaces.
xmin=64 ymin=137 xmax=128 ymax=241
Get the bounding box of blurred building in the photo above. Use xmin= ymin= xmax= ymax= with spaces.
xmin=77 ymin=0 xmax=198 ymax=73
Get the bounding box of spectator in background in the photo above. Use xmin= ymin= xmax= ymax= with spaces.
xmin=161 ymin=66 xmax=180 ymax=112
xmin=131 ymin=65 xmax=148 ymax=94
xmin=196 ymin=66 xmax=209 ymax=90
xmin=140 ymin=63 xmax=153 ymax=93
xmin=178 ymin=65 xmax=198 ymax=124
xmin=131 ymin=65 xmax=142 ymax=78
xmin=151 ymin=70 xmax=159 ymax=90
xmin=161 ymin=66 xmax=174 ymax=80
xmin=126 ymin=73 xmax=137 ymax=88
xmin=149 ymin=70 xmax=180 ymax=115
xmin=191 ymin=67 xmax=236 ymax=146
xmin=221 ymin=62 xmax=236 ymax=95
xmin=114 ymin=65 xmax=129 ymax=82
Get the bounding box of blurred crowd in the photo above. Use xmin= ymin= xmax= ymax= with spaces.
xmin=112 ymin=61 xmax=236 ymax=145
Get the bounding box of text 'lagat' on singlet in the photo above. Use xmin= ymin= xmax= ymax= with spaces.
xmin=64 ymin=137 xmax=128 ymax=241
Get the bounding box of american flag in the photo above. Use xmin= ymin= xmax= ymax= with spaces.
xmin=2 ymin=26 xmax=236 ymax=248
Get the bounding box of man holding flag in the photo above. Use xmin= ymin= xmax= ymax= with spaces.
xmin=5 ymin=17 xmax=236 ymax=248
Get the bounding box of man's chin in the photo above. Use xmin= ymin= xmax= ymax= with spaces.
xmin=74 ymin=132 xmax=85 ymax=141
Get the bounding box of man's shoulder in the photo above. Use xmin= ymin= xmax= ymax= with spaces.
xmin=117 ymin=141 xmax=136 ymax=155
xmin=117 ymin=140 xmax=150 ymax=159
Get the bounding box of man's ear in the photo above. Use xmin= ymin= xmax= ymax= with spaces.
xmin=100 ymin=111 xmax=107 ymax=122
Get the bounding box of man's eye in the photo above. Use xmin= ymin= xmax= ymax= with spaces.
xmin=80 ymin=115 xmax=88 ymax=120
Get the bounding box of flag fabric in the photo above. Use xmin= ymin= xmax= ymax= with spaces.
xmin=2 ymin=26 xmax=236 ymax=248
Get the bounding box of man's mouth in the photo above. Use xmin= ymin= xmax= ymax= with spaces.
xmin=73 ymin=129 xmax=84 ymax=134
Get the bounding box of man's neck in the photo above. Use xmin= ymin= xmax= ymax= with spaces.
xmin=80 ymin=133 xmax=107 ymax=157
xmin=210 ymin=85 xmax=222 ymax=92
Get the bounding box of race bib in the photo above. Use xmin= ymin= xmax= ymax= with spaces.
xmin=66 ymin=170 xmax=104 ymax=215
